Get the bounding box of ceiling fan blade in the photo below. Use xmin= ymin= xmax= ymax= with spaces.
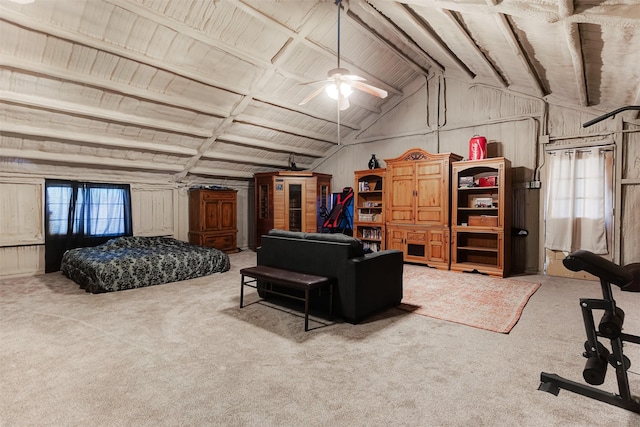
xmin=351 ymin=80 xmax=388 ymax=99
xmin=300 ymin=78 xmax=331 ymax=86
xmin=338 ymin=96 xmax=350 ymax=111
xmin=298 ymin=85 xmax=327 ymax=106
xmin=343 ymin=74 xmax=366 ymax=82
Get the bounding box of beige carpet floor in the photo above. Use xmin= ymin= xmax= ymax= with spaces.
xmin=1 ymin=250 xmax=639 ymax=426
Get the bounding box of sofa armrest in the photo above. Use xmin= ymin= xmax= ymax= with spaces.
xmin=351 ymin=249 xmax=402 ymax=263
xmin=342 ymin=249 xmax=403 ymax=323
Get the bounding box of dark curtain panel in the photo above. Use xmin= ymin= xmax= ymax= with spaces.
xmin=45 ymin=180 xmax=133 ymax=273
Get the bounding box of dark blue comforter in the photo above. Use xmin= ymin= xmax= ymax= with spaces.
xmin=61 ymin=236 xmax=230 ymax=293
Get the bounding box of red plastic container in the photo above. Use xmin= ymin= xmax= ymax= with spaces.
xmin=469 ymin=135 xmax=487 ymax=160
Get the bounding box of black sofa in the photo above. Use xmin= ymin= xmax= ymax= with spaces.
xmin=257 ymin=230 xmax=403 ymax=324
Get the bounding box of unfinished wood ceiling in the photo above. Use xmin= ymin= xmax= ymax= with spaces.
xmin=1 ymin=0 xmax=639 ymax=181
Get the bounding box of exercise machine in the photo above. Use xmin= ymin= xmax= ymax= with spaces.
xmin=539 ymin=250 xmax=640 ymax=413
xmin=321 ymin=187 xmax=353 ymax=235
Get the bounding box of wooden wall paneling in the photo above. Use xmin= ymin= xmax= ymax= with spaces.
xmin=131 ymin=187 xmax=175 ymax=236
xmin=621 ymin=126 xmax=640 ymax=264
xmin=0 ymin=180 xmax=43 ymax=246
xmin=0 ymin=245 xmax=45 ymax=278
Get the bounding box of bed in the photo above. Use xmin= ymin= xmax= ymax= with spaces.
xmin=61 ymin=236 xmax=231 ymax=293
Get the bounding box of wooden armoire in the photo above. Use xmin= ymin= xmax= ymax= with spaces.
xmin=188 ymin=189 xmax=238 ymax=253
xmin=385 ymin=149 xmax=462 ymax=269
xmin=254 ymin=171 xmax=332 ymax=248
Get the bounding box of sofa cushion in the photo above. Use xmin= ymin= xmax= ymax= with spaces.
xmin=267 ymin=229 xmax=364 ymax=258
xmin=303 ymin=232 xmax=365 ymax=258
xmin=267 ymin=229 xmax=306 ymax=239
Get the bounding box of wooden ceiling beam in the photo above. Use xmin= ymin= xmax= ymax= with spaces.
xmin=0 ymin=123 xmax=198 ymax=156
xmin=371 ymin=1 xmax=475 ymax=79
xmin=116 ymin=0 xmax=396 ymax=111
xmin=563 ymin=23 xmax=588 ymax=107
xmin=484 ymin=0 xmax=545 ymax=97
xmin=105 ymin=0 xmax=273 ymax=69
xmin=0 ymin=4 xmax=374 ymax=143
xmin=218 ymin=134 xmax=326 ymax=158
xmin=558 ymin=0 xmax=587 ymax=107
xmin=0 ymin=6 xmax=249 ymax=96
xmin=235 ymin=113 xmax=338 ymax=145
xmin=351 ymin=0 xmax=442 ymax=74
xmin=187 ymin=166 xmax=254 ymax=179
xmin=0 ymin=148 xmax=184 ymax=172
xmin=438 ymin=9 xmax=507 ymax=88
xmin=232 ymin=0 xmax=402 ymax=97
xmin=200 ymin=151 xmax=312 ymax=170
xmin=0 ymin=91 xmax=213 ymax=137
xmin=400 ymin=1 xmax=640 ymax=27
xmin=0 ymin=56 xmax=230 ymax=118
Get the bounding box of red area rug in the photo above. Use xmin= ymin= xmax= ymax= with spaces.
xmin=399 ymin=264 xmax=541 ymax=333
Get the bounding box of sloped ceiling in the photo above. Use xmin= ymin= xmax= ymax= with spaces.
xmin=1 ymin=0 xmax=639 ymax=182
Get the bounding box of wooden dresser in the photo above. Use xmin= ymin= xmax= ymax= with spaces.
xmin=188 ymin=189 xmax=238 ymax=253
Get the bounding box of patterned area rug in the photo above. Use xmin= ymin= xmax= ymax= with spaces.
xmin=399 ymin=265 xmax=541 ymax=333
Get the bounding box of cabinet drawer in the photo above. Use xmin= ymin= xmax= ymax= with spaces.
xmin=203 ymin=234 xmax=234 ymax=249
xmin=190 ymin=232 xmax=236 ymax=251
xmin=468 ymin=215 xmax=498 ymax=227
xmin=406 ymin=231 xmax=427 ymax=241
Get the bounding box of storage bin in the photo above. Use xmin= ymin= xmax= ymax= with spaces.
xmin=468 ymin=215 xmax=498 ymax=226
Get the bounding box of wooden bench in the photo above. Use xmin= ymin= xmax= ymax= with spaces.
xmin=240 ymin=265 xmax=333 ymax=331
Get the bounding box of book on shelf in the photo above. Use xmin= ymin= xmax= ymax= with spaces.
xmin=363 ymin=241 xmax=380 ymax=253
xmin=363 ymin=201 xmax=382 ymax=208
xmin=361 ymin=228 xmax=382 ymax=240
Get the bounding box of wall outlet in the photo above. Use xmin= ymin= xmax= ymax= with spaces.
xmin=530 ymin=181 xmax=541 ymax=189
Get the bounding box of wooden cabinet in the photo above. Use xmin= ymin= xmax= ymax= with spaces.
xmin=188 ymin=189 xmax=238 ymax=253
xmin=254 ymin=171 xmax=332 ymax=248
xmin=354 ymin=169 xmax=385 ymax=252
xmin=385 ymin=149 xmax=462 ymax=269
xmin=450 ymin=157 xmax=511 ymax=277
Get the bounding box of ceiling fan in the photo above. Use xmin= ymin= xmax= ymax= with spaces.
xmin=299 ymin=0 xmax=388 ymax=111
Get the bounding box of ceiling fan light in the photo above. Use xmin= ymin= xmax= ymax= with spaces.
xmin=325 ymin=82 xmax=352 ymax=100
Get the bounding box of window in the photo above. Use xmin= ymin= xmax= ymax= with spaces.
xmin=544 ymin=146 xmax=614 ymax=255
xmin=46 ymin=183 xmax=130 ymax=236
xmin=44 ymin=180 xmax=133 ymax=272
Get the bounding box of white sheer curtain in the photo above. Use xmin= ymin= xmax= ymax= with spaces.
xmin=544 ymin=147 xmax=612 ymax=254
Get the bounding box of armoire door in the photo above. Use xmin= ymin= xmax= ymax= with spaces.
xmin=388 ymin=163 xmax=415 ymax=224
xmin=415 ymin=160 xmax=445 ymax=226
xmin=219 ymin=199 xmax=236 ymax=231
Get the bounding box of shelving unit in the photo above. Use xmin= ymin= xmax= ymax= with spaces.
xmin=353 ymin=169 xmax=385 ymax=252
xmin=451 ymin=157 xmax=511 ymax=277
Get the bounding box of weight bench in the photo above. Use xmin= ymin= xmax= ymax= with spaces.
xmin=240 ymin=265 xmax=333 ymax=331
xmin=539 ymin=250 xmax=640 ymax=413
